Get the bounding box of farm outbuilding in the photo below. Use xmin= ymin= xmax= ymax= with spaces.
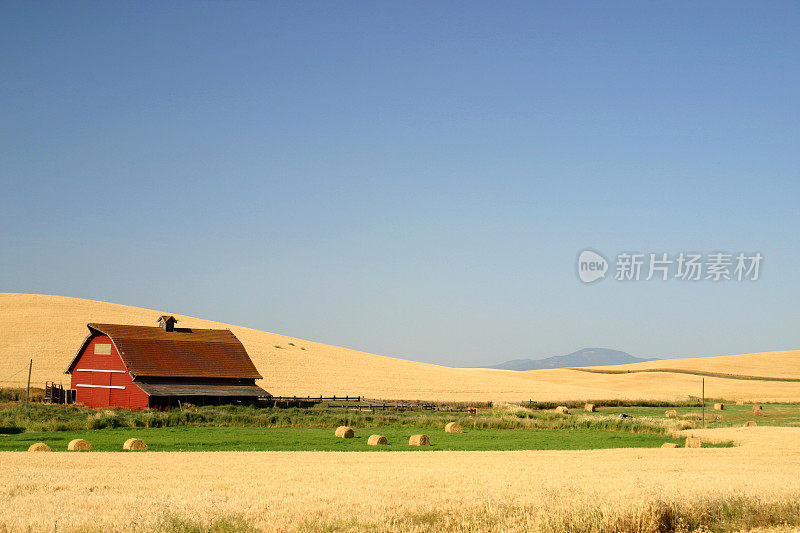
xmin=65 ymin=316 xmax=270 ymax=409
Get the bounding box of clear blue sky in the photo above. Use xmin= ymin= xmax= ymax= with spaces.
xmin=2 ymin=2 xmax=798 ymax=366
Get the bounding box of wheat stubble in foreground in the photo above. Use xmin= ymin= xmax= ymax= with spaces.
xmin=1 ymin=427 xmax=799 ymax=532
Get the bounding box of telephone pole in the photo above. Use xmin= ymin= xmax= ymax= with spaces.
xmin=701 ymin=378 xmax=705 ymax=429
xmin=25 ymin=359 xmax=33 ymax=407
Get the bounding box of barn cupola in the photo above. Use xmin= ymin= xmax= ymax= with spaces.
xmin=158 ymin=315 xmax=178 ymax=332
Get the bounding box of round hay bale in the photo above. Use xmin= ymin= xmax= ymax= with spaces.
xmin=555 ymin=406 xmax=569 ymax=415
xmin=67 ymin=439 xmax=91 ymax=451
xmin=27 ymin=442 xmax=51 ymax=452
xmin=752 ymin=405 xmax=764 ymax=416
xmin=665 ymin=409 xmax=678 ymax=418
xmin=714 ymin=403 xmax=724 ymax=411
xmin=744 ymin=420 xmax=758 ymax=427
xmin=661 ymin=442 xmax=680 ymax=448
xmin=683 ymin=420 xmax=696 ymax=429
xmin=584 ymin=403 xmax=596 ymax=412
xmin=367 ymin=434 xmax=388 ymax=446
xmin=123 ymin=438 xmax=147 ymax=451
xmin=409 ymin=434 xmax=430 ymax=446
xmin=444 ymin=422 xmax=462 ymax=433
xmin=685 ymin=436 xmax=702 ymax=449
xmin=334 ymin=426 xmax=354 ymax=439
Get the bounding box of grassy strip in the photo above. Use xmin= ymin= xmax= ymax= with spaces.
xmin=1 ymin=425 xmax=726 ymax=452
xmin=0 ymin=403 xmax=462 ymax=432
xmin=587 ymin=402 xmax=800 ymax=429
xmin=569 ymin=367 xmax=800 ymax=382
xmin=515 ymin=399 xmax=703 ymax=410
xmin=0 ymin=387 xmax=44 ymax=402
xmin=0 ymin=403 xmax=687 ymax=435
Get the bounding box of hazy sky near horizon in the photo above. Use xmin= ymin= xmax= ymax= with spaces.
xmin=2 ymin=2 xmax=799 ymax=366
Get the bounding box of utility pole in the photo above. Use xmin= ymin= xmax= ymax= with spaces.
xmin=25 ymin=359 xmax=32 ymax=407
xmin=702 ymin=378 xmax=705 ymax=429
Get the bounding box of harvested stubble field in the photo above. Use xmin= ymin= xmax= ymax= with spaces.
xmin=1 ymin=427 xmax=799 ymax=532
xmin=3 ymin=293 xmax=800 ymax=402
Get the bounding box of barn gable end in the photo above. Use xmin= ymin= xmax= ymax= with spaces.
xmin=69 ymin=333 xmax=149 ymax=409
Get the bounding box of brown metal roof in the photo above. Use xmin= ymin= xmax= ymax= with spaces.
xmin=82 ymin=323 xmax=262 ymax=379
xmin=135 ymin=381 xmax=270 ymax=397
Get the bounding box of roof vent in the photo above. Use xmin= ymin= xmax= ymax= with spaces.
xmin=158 ymin=315 xmax=178 ymax=332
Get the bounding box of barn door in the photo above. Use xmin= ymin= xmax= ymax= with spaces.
xmin=92 ymin=372 xmax=111 ymax=406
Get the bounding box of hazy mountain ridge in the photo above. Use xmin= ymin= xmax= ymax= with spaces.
xmin=491 ymin=348 xmax=652 ymax=371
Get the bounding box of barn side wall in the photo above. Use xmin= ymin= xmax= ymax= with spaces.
xmin=70 ymin=335 xmax=149 ymax=409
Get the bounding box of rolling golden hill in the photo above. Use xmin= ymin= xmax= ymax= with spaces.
xmin=583 ymin=349 xmax=800 ymax=379
xmin=1 ymin=293 xmax=799 ymax=402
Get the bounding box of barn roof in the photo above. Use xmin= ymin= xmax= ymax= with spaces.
xmin=66 ymin=323 xmax=262 ymax=380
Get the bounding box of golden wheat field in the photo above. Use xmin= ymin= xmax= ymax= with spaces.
xmin=591 ymin=350 xmax=800 ymax=379
xmin=0 ymin=427 xmax=798 ymax=532
xmin=2 ymin=293 xmax=800 ymax=402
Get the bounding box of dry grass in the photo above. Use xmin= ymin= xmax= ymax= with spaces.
xmin=684 ymin=436 xmax=701 ymax=448
xmin=1 ymin=427 xmax=800 ymax=531
xmin=4 ymin=294 xmax=800 ymax=402
xmin=665 ymin=409 xmax=678 ymax=418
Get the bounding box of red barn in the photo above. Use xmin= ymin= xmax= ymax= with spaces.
xmin=65 ymin=316 xmax=270 ymax=409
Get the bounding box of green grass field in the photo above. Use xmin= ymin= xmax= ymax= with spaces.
xmin=2 ymin=397 xmax=782 ymax=453
xmin=0 ymin=425 xmax=731 ymax=452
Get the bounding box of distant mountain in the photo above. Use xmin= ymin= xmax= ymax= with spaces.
xmin=490 ymin=348 xmax=651 ymax=371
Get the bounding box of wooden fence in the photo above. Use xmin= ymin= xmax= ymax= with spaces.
xmin=259 ymin=395 xmax=478 ymax=413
